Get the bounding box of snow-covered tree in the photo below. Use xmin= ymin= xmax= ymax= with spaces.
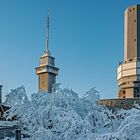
xmin=4 ymin=86 xmax=140 ymax=140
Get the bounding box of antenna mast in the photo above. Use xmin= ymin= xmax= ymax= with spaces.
xmin=46 ymin=14 xmax=50 ymax=55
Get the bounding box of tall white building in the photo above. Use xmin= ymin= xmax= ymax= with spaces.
xmin=117 ymin=5 xmax=140 ymax=98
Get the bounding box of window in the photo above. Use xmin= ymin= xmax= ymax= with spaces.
xmin=123 ymin=96 xmax=125 ymax=98
xmin=130 ymin=9 xmax=131 ymax=12
xmin=129 ymin=59 xmax=133 ymax=61
xmin=134 ymin=19 xmax=136 ymax=22
xmin=123 ymin=91 xmax=125 ymax=94
xmin=134 ymin=38 xmax=136 ymax=42
xmin=135 ymin=88 xmax=139 ymax=93
xmin=133 ymin=8 xmax=135 ymax=11
xmin=137 ymin=95 xmax=140 ymax=97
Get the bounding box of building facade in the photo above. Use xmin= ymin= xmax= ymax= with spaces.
xmin=36 ymin=16 xmax=59 ymax=93
xmin=117 ymin=5 xmax=140 ymax=98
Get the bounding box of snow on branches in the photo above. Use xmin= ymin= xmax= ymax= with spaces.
xmin=3 ymin=86 xmax=140 ymax=140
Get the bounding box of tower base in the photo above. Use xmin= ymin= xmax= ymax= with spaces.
xmin=117 ymin=60 xmax=140 ymax=98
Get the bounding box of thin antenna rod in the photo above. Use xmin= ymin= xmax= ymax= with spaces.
xmin=46 ymin=14 xmax=50 ymax=54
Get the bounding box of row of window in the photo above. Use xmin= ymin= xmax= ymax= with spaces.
xmin=122 ymin=95 xmax=140 ymax=98
xmin=129 ymin=7 xmax=140 ymax=12
xmin=123 ymin=89 xmax=140 ymax=93
xmin=122 ymin=89 xmax=140 ymax=98
xmin=129 ymin=8 xmax=136 ymax=12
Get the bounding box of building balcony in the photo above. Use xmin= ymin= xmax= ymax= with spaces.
xmin=36 ymin=65 xmax=59 ymax=75
xmin=117 ymin=61 xmax=140 ymax=80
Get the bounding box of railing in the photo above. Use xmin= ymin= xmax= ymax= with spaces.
xmin=36 ymin=65 xmax=58 ymax=75
xmin=0 ymin=120 xmax=18 ymax=127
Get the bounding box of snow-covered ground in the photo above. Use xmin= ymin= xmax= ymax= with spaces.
xmin=3 ymin=85 xmax=140 ymax=140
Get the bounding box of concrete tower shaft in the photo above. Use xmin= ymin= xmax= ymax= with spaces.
xmin=124 ymin=5 xmax=140 ymax=62
xmin=36 ymin=53 xmax=59 ymax=93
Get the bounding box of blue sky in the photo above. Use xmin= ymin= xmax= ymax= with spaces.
xmin=0 ymin=0 xmax=140 ymax=99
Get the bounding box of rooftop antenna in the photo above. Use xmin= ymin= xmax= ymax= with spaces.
xmin=0 ymin=85 xmax=2 ymax=104
xmin=46 ymin=11 xmax=51 ymax=55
